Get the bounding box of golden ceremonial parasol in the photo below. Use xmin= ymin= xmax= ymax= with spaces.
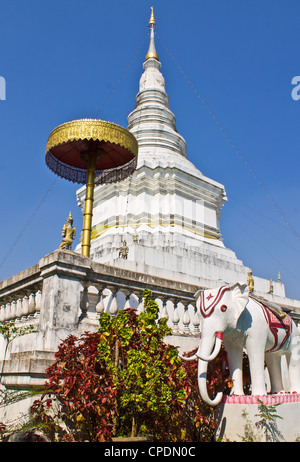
xmin=46 ymin=118 xmax=138 ymax=257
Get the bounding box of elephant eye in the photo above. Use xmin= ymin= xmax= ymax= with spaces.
xmin=220 ymin=305 xmax=227 ymax=312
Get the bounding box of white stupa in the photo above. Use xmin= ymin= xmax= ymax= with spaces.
xmin=76 ymin=8 xmax=298 ymax=308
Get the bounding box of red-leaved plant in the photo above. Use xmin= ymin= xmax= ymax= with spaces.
xmin=31 ymin=290 xmax=232 ymax=442
xmin=31 ymin=332 xmax=116 ymax=442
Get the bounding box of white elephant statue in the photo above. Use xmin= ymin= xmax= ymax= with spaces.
xmin=181 ymin=282 xmax=300 ymax=406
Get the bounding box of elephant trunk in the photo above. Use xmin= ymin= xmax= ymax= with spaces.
xmin=198 ymin=357 xmax=223 ymax=407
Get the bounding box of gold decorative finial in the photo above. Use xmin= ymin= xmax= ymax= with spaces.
xmin=268 ymin=279 xmax=274 ymax=294
xmin=149 ymin=6 xmax=156 ymax=27
xmin=145 ymin=7 xmax=159 ymax=61
xmin=247 ymin=268 xmax=254 ymax=293
xmin=59 ymin=211 xmax=76 ymax=250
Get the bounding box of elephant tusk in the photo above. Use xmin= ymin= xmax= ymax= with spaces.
xmin=179 ymin=353 xmax=198 ymax=361
xmin=197 ymin=334 xmax=223 ymax=362
xmin=180 ymin=332 xmax=223 ymax=363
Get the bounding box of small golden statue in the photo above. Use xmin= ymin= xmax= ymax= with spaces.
xmin=247 ymin=268 xmax=254 ymax=293
xmin=268 ymin=279 xmax=274 ymax=294
xmin=59 ymin=211 xmax=76 ymax=250
xmin=278 ymin=272 xmax=281 ymax=283
xmin=119 ymin=240 xmax=129 ymax=259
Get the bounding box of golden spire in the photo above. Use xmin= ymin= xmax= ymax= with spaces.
xmin=149 ymin=6 xmax=156 ymax=26
xmin=145 ymin=7 xmax=159 ymax=61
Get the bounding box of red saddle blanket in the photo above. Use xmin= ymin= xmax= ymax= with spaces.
xmin=259 ymin=302 xmax=293 ymax=352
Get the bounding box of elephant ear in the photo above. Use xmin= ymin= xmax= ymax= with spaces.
xmin=230 ymin=282 xmax=249 ymax=322
xmin=194 ymin=289 xmax=203 ymax=313
xmin=194 ymin=289 xmax=203 ymax=299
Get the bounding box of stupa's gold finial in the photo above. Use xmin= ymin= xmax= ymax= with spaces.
xmin=278 ymin=272 xmax=281 ymax=283
xmin=149 ymin=6 xmax=156 ymax=27
xmin=145 ymin=7 xmax=159 ymax=61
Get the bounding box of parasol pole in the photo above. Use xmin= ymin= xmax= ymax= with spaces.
xmin=81 ymin=151 xmax=97 ymax=257
xmin=45 ymin=119 xmax=138 ymax=259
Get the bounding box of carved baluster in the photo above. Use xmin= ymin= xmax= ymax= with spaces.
xmin=0 ymin=304 xmax=5 ymax=322
xmin=21 ymin=294 xmax=29 ymax=319
xmin=35 ymin=289 xmax=42 ymax=316
xmin=10 ymin=300 xmax=17 ymax=320
xmin=5 ymin=301 xmax=11 ymax=321
xmin=136 ymin=293 xmax=144 ymax=314
xmin=80 ymin=283 xmax=90 ymax=320
xmin=192 ymin=306 xmax=200 ymax=334
xmin=95 ymin=285 xmax=105 ymax=318
xmin=123 ymin=289 xmax=131 ymax=309
xmin=171 ymin=298 xmax=180 ymax=333
xmin=108 ymin=287 xmax=118 ymax=316
xmin=160 ymin=297 xmax=169 ymax=320
xmin=16 ymin=297 xmax=23 ymax=320
xmin=28 ymin=292 xmax=36 ymax=316
xmin=182 ymin=301 xmax=191 ymax=334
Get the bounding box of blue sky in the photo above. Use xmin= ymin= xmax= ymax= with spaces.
xmin=0 ymin=0 xmax=300 ymax=300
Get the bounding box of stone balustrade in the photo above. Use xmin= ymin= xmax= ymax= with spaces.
xmin=0 ymin=249 xmax=201 ymax=338
xmin=0 ymin=263 xmax=43 ymax=324
xmin=1 ymin=249 xmax=300 ymax=340
xmin=79 ymin=284 xmax=201 ymax=334
xmin=77 ymin=267 xmax=201 ymax=336
xmin=1 ymin=248 xmax=300 ymax=399
xmin=0 ymin=249 xmax=203 ymax=392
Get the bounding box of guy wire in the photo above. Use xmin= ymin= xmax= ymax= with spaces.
xmin=0 ymin=32 xmax=149 ymax=271
xmin=94 ymin=31 xmax=149 ymax=118
xmin=157 ymin=33 xmax=300 ymax=242
xmin=0 ymin=178 xmax=58 ymax=270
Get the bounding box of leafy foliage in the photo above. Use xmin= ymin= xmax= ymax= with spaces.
xmin=254 ymin=399 xmax=283 ymax=442
xmin=0 ymin=322 xmax=36 ymax=343
xmin=0 ymin=321 xmax=36 ymax=385
xmin=0 ymin=322 xmax=37 ymax=385
xmin=97 ymin=289 xmax=188 ymax=440
xmin=31 ymin=331 xmax=116 ymax=442
xmin=0 ymin=321 xmax=38 ymax=437
xmin=31 ymin=290 xmax=232 ymax=441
